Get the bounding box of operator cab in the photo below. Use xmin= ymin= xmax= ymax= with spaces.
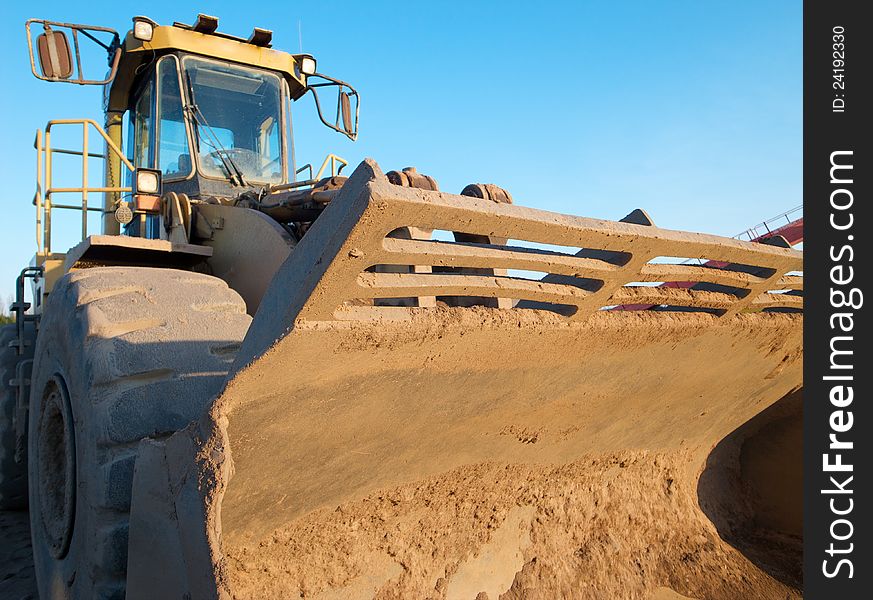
xmin=25 ymin=14 xmax=359 ymax=246
xmin=128 ymin=53 xmax=288 ymax=203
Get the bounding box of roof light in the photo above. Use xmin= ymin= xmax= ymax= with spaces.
xmin=299 ymin=56 xmax=316 ymax=76
xmin=248 ymin=27 xmax=273 ymax=47
xmin=132 ymin=16 xmax=156 ymax=42
xmin=193 ymin=14 xmax=219 ymax=34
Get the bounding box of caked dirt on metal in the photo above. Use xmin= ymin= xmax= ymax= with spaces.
xmin=203 ymin=309 xmax=802 ymax=599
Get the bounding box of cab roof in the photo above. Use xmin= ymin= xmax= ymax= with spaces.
xmin=106 ymin=20 xmax=309 ymax=112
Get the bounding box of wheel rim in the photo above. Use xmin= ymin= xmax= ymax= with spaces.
xmin=37 ymin=375 xmax=76 ymax=559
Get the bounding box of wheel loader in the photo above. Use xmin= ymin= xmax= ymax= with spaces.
xmin=1 ymin=14 xmax=804 ymax=600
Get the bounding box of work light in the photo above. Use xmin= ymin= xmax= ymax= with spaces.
xmin=300 ymin=56 xmax=317 ymax=76
xmin=132 ymin=17 xmax=155 ymax=42
xmin=134 ymin=168 xmax=162 ymax=195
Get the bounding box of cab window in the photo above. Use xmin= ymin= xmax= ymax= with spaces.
xmin=182 ymin=56 xmax=284 ymax=184
xmin=131 ymin=77 xmax=154 ymax=169
xmin=156 ymin=56 xmax=193 ymax=179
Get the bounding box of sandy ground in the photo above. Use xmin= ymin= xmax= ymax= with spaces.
xmin=1 ymin=440 xmax=801 ymax=600
xmin=4 ymin=310 xmax=802 ymax=598
xmin=0 ymin=510 xmax=37 ymax=600
xmin=0 ymin=394 xmax=804 ymax=600
xmin=0 ymin=442 xmax=800 ymax=600
xmin=0 ymin=399 xmax=802 ymax=600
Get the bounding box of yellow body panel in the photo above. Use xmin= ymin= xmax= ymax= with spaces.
xmin=31 ymin=252 xmax=65 ymax=311
xmin=107 ymin=25 xmax=307 ymax=111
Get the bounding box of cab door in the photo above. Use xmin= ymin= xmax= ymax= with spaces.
xmin=125 ymin=69 xmax=158 ymax=237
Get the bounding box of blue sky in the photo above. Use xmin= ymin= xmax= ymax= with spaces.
xmin=0 ymin=1 xmax=801 ymax=302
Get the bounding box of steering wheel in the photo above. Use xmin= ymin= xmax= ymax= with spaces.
xmin=261 ymin=155 xmax=283 ymax=176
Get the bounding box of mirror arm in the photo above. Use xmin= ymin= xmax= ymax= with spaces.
xmin=77 ymin=27 xmax=115 ymax=52
xmin=25 ymin=19 xmax=121 ymax=86
xmin=305 ymin=73 xmax=359 ymax=141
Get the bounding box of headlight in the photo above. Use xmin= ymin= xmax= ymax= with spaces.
xmin=133 ymin=17 xmax=155 ymax=42
xmin=135 ymin=168 xmax=162 ymax=195
xmin=300 ymin=56 xmax=317 ymax=76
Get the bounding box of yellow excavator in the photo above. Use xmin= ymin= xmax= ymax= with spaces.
xmin=0 ymin=14 xmax=803 ymax=599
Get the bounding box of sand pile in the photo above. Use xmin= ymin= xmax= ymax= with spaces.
xmin=206 ymin=310 xmax=802 ymax=599
xmin=225 ymin=446 xmax=800 ymax=599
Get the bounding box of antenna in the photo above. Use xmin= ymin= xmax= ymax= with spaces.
xmin=297 ymin=19 xmax=303 ymax=52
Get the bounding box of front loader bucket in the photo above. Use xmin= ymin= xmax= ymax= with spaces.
xmin=128 ymin=160 xmax=803 ymax=600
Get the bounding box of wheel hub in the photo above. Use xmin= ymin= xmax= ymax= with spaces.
xmin=37 ymin=375 xmax=76 ymax=559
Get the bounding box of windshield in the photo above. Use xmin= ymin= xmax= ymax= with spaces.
xmin=182 ymin=56 xmax=284 ymax=184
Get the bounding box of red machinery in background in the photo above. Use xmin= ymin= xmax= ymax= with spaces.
xmin=733 ymin=205 xmax=803 ymax=246
xmin=616 ymin=206 xmax=803 ymax=311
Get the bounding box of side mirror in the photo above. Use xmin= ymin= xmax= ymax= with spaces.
xmin=340 ymin=91 xmax=354 ymax=136
xmin=306 ymin=73 xmax=359 ymax=141
xmin=36 ymin=29 xmax=73 ymax=80
xmin=26 ymin=19 xmax=121 ymax=85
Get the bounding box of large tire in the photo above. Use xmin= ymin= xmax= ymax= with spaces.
xmin=0 ymin=322 xmax=35 ymax=509
xmin=27 ymin=267 xmax=251 ymax=599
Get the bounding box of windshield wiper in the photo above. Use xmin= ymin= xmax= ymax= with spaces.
xmin=183 ymin=77 xmax=248 ymax=187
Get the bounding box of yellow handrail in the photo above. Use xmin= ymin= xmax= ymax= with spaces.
xmin=35 ymin=119 xmax=135 ymax=254
xmin=33 ymin=119 xmax=348 ymax=253
xmin=314 ymin=154 xmax=348 ymax=179
xmin=34 ymin=130 xmax=43 ymax=254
